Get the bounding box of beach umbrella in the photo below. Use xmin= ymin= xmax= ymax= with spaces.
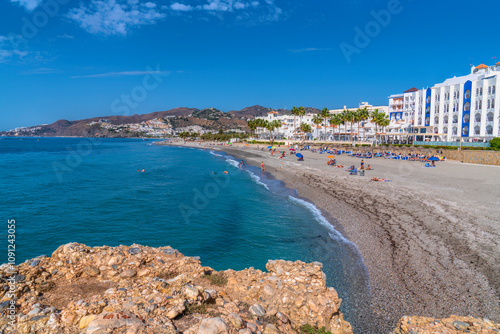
xmin=296 ymin=153 xmax=303 ymax=158
xmin=428 ymin=156 xmax=440 ymax=161
xmin=272 ymin=146 xmax=276 ymax=149
xmin=289 ymin=148 xmax=295 ymax=151
xmin=267 ymin=146 xmax=272 ymax=148
xmin=327 ymin=155 xmax=335 ymax=158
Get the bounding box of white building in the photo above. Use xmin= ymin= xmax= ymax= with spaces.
xmin=410 ymin=63 xmax=499 ymax=142
xmin=254 ymin=102 xmax=388 ymax=142
xmin=386 ymin=88 xmax=418 ymax=142
xmin=329 ymin=102 xmax=389 ymax=141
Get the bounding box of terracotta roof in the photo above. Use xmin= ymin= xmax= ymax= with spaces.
xmin=268 ymin=111 xmax=279 ymax=114
xmin=476 ymin=64 xmax=488 ymax=69
xmin=404 ymin=87 xmax=419 ymax=93
xmin=497 ymin=61 xmax=500 ymax=66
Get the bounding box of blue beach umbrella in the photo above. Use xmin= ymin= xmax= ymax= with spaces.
xmin=296 ymin=153 xmax=303 ymax=158
xmin=428 ymin=156 xmax=440 ymax=161
xmin=267 ymin=146 xmax=272 ymax=148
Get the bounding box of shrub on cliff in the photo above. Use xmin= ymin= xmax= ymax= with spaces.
xmin=299 ymin=324 xmax=332 ymax=334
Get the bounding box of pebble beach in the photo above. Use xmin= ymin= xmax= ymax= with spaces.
xmin=163 ymin=140 xmax=500 ymax=332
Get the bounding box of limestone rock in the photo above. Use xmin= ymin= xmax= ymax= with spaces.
xmin=198 ymin=317 xmax=229 ymax=334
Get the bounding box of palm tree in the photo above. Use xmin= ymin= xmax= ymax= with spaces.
xmin=299 ymin=106 xmax=306 ymax=123
xmin=255 ymin=118 xmax=269 ymax=140
xmin=300 ymin=122 xmax=312 ymax=142
xmin=379 ymin=115 xmax=390 ymax=144
xmin=291 ymin=107 xmax=300 ymax=138
xmin=329 ymin=114 xmax=343 ymax=141
xmin=357 ymin=107 xmax=370 ymax=142
xmin=267 ymin=120 xmax=281 ymax=144
xmin=320 ymin=108 xmax=330 ymax=140
xmin=371 ymin=109 xmax=388 ymax=145
xmin=247 ymin=119 xmax=257 ymax=138
xmin=312 ymin=114 xmax=323 ymax=141
xmin=340 ymin=109 xmax=352 ymax=141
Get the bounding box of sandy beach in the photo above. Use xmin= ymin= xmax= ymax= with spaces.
xmin=160 ymin=141 xmax=500 ymax=333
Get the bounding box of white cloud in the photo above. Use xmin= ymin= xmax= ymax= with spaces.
xmin=67 ymin=0 xmax=166 ymax=36
xmin=170 ymin=2 xmax=194 ymax=11
xmin=72 ymin=70 xmax=171 ymax=78
xmin=10 ymin=0 xmax=43 ymax=11
xmin=0 ymin=35 xmax=29 ymax=63
xmin=288 ymin=48 xmax=332 ymax=53
xmin=169 ymin=0 xmax=281 ymax=21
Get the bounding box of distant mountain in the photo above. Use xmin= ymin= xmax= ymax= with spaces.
xmin=228 ymin=105 xmax=273 ymax=118
xmin=192 ymin=108 xmax=226 ymax=120
xmin=2 ymin=105 xmax=324 ymax=138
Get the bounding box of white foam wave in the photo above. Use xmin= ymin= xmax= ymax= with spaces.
xmin=288 ymin=196 xmax=356 ymax=247
xmin=247 ymin=171 xmax=270 ymax=190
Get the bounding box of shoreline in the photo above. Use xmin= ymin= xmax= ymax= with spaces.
xmin=158 ymin=140 xmax=500 ymax=333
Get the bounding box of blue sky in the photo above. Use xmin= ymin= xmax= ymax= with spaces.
xmin=0 ymin=0 xmax=499 ymax=130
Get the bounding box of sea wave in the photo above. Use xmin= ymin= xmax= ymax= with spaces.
xmin=287 ymin=196 xmax=358 ymax=248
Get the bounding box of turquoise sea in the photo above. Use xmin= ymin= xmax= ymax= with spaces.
xmin=0 ymin=137 xmax=372 ymax=332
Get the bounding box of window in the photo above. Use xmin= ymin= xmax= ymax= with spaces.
xmin=474 ymin=126 xmax=480 ymax=135
xmin=488 ymin=86 xmax=491 ymax=95
xmin=487 ymin=112 xmax=494 ymax=122
xmin=463 ymin=114 xmax=469 ymax=123
xmin=493 ymin=86 xmax=496 ymax=94
xmin=464 ymin=102 xmax=470 ymax=112
xmin=480 ymin=87 xmax=483 ymax=96
xmin=426 ymin=96 xmax=431 ymax=104
xmin=462 ymin=126 xmax=469 ymax=136
xmin=465 ymin=90 xmax=471 ymax=99
xmin=479 ymin=100 xmax=482 ymax=109
xmin=475 ymin=101 xmax=478 ymax=110
xmin=487 ymin=100 xmax=490 ymax=109
xmin=486 ymin=125 xmax=493 ymax=135
xmin=476 ymin=88 xmax=479 ymax=96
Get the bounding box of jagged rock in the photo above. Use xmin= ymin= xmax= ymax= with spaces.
xmin=86 ymin=310 xmax=144 ymax=334
xmin=249 ymin=303 xmax=266 ymax=317
xmin=4 ymin=243 xmax=497 ymax=334
xmin=84 ymin=266 xmax=100 ymax=277
xmin=198 ymin=317 xmax=229 ymax=333
xmin=228 ymin=312 xmax=244 ymax=328
xmin=264 ymin=324 xmax=280 ymax=334
xmin=120 ymin=269 xmax=137 ymax=278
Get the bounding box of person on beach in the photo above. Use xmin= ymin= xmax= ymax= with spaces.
xmin=239 ymin=160 xmax=245 ymax=169
xmin=141 ymin=168 xmax=145 ymax=173
xmin=279 ymin=151 xmax=285 ymax=159
xmin=360 ymin=159 xmax=364 ymax=169
xmin=261 ymin=162 xmax=265 ymax=171
xmin=366 ymin=165 xmax=372 ymax=170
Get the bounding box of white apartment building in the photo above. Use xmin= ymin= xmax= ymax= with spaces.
xmin=387 ymin=88 xmax=418 ymax=139
xmin=254 ymin=102 xmax=388 ymax=141
xmin=410 ymin=63 xmax=500 ymax=142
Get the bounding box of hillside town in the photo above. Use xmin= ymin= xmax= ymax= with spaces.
xmin=3 ymin=63 xmax=499 ymax=147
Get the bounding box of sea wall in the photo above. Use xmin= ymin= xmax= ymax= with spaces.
xmin=1 ymin=243 xmax=498 ymax=334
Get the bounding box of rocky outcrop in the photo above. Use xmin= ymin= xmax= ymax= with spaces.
xmin=0 ymin=243 xmax=352 ymax=334
xmin=1 ymin=243 xmax=498 ymax=334
xmin=392 ymin=315 xmax=500 ymax=333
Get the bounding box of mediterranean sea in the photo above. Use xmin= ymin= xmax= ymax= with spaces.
xmin=0 ymin=137 xmax=371 ymax=332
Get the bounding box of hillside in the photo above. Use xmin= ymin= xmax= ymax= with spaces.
xmin=1 ymin=105 xmax=324 ymax=138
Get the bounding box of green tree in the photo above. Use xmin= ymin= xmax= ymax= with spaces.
xmin=490 ymin=137 xmax=500 ymax=149
xmin=300 ymin=122 xmax=312 ymax=142
xmin=291 ymin=106 xmax=300 ymax=135
xmin=357 ymin=107 xmax=370 ymax=142
xmin=340 ymin=109 xmax=352 ymax=141
xmin=247 ymin=119 xmax=257 ymax=137
xmin=329 ymin=114 xmax=343 ymax=141
xmin=312 ymin=114 xmax=323 ymax=140
xmin=266 ymin=119 xmax=282 ymax=144
xmin=320 ymin=108 xmax=330 ymax=140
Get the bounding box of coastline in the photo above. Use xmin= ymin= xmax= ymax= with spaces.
xmin=159 ymin=140 xmax=500 ymax=333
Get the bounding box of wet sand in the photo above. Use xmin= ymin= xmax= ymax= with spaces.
xmin=160 ymin=141 xmax=500 ymax=333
